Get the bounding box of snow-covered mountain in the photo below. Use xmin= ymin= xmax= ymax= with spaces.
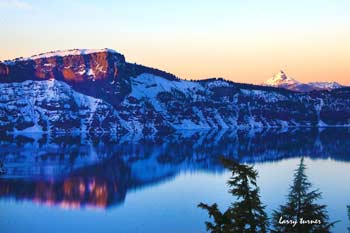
xmin=263 ymin=70 xmax=301 ymax=89
xmin=1 ymin=49 xmax=350 ymax=134
xmin=263 ymin=70 xmax=344 ymax=92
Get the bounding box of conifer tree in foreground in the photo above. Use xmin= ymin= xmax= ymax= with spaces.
xmin=198 ymin=158 xmax=268 ymax=233
xmin=272 ymin=157 xmax=336 ymax=233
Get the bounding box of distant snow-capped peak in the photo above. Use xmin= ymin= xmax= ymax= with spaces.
xmin=263 ymin=70 xmax=343 ymax=92
xmin=263 ymin=70 xmax=300 ymax=87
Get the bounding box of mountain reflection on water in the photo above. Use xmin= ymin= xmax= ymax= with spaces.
xmin=0 ymin=128 xmax=349 ymax=209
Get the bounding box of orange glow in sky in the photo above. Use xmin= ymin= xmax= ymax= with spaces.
xmin=1 ymin=0 xmax=349 ymax=85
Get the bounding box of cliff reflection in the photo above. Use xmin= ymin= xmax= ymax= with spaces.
xmin=0 ymin=128 xmax=349 ymax=209
xmin=0 ymin=157 xmax=128 ymax=209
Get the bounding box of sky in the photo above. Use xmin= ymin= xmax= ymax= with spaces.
xmin=0 ymin=0 xmax=349 ymax=84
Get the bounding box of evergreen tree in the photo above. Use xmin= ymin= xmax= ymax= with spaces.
xmin=272 ymin=157 xmax=336 ymax=233
xmin=198 ymin=158 xmax=268 ymax=233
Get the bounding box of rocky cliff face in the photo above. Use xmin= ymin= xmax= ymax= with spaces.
xmin=0 ymin=49 xmax=131 ymax=107
xmin=1 ymin=49 xmax=122 ymax=82
xmin=1 ymin=49 xmax=350 ymax=134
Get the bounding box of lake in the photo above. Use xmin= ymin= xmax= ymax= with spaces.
xmin=0 ymin=128 xmax=349 ymax=233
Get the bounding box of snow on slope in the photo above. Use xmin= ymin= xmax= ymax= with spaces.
xmin=130 ymin=73 xmax=203 ymax=103
xmin=0 ymin=79 xmax=123 ymax=134
xmin=125 ymin=73 xmax=302 ymax=130
xmin=127 ymin=73 xmax=212 ymax=129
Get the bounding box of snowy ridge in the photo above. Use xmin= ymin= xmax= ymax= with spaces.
xmin=1 ymin=49 xmax=350 ymax=133
xmin=1 ymin=71 xmax=350 ymax=133
xmin=3 ymin=48 xmax=118 ymax=64
xmin=307 ymin=81 xmax=343 ymax=90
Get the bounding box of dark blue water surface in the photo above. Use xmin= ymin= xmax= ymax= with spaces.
xmin=0 ymin=128 xmax=349 ymax=233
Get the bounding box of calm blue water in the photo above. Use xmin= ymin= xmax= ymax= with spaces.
xmin=0 ymin=128 xmax=349 ymax=233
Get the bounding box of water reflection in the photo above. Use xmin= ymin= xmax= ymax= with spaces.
xmin=0 ymin=128 xmax=350 ymax=209
xmin=0 ymin=156 xmax=129 ymax=209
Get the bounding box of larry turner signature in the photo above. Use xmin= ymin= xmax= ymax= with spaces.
xmin=279 ymin=216 xmax=322 ymax=228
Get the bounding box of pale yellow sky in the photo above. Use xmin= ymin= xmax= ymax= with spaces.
xmin=1 ymin=0 xmax=349 ymax=85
